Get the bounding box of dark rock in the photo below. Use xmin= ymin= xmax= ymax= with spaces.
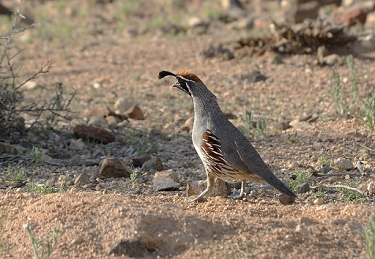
xmin=99 ymin=158 xmax=132 ymax=178
xmin=295 ymin=182 xmax=310 ymax=193
xmin=132 ymin=154 xmax=152 ymax=167
xmin=73 ymin=125 xmax=115 ymax=144
xmin=321 ymin=165 xmax=331 ymax=174
xmin=335 ymin=6 xmax=368 ymax=27
xmin=109 ymin=239 xmax=149 ymax=257
xmin=125 ymin=104 xmax=144 ymax=120
xmin=279 ymin=193 xmax=296 ymax=205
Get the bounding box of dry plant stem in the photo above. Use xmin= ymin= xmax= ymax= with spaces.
xmin=311 ymin=184 xmax=366 ymax=196
xmin=358 ymin=143 xmax=374 ymax=151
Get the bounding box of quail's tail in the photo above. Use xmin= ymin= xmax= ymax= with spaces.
xmin=265 ymin=173 xmax=296 ymax=198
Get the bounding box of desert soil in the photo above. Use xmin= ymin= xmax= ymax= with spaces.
xmin=1 ymin=1 xmax=375 ymax=258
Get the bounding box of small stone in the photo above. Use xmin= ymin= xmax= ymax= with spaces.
xmin=73 ymin=125 xmax=115 ymax=144
xmin=132 ymin=154 xmax=152 ymax=167
xmin=186 ymin=179 xmax=228 ymax=199
xmin=0 ymin=143 xmax=21 ymax=155
xmin=323 ymin=54 xmax=342 ymax=66
xmin=279 ymin=194 xmax=296 ymax=205
xmin=153 ymin=170 xmax=180 ymax=191
xmin=295 ymin=182 xmax=310 ymax=193
xmin=69 ymin=139 xmax=86 ymax=151
xmin=316 ymin=204 xmax=329 ymax=211
xmin=20 ymin=81 xmax=39 ymax=91
xmin=334 ymin=6 xmax=368 ymax=27
xmin=49 ymin=132 xmax=61 ymax=142
xmin=300 ymin=217 xmax=316 ymax=226
xmin=142 ymin=157 xmax=164 ymax=172
xmin=74 ymin=173 xmax=91 ymax=186
xmin=106 ymin=116 xmax=120 ymax=127
xmin=125 ymin=104 xmax=144 ymax=120
xmin=99 ymin=158 xmax=132 ymax=178
xmin=114 ymin=97 xmax=136 ymax=113
xmin=71 ymin=236 xmax=85 ymax=245
xmin=367 ymin=181 xmax=375 ymax=194
xmin=109 ymin=239 xmax=148 ymax=257
xmin=295 ymin=224 xmax=308 ymax=234
xmin=333 ymin=219 xmax=347 ymax=225
xmin=320 ymin=165 xmax=331 ymax=174
xmin=88 ymin=116 xmax=109 ymax=128
xmin=334 ymin=157 xmax=353 ymax=171
xmin=313 ymin=197 xmax=324 ymax=205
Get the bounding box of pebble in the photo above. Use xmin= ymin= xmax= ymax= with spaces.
xmin=334 ymin=157 xmax=353 ymax=171
xmin=313 ymin=198 xmax=324 ymax=205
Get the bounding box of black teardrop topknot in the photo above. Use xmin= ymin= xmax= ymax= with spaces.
xmin=158 ymin=70 xmax=176 ymax=79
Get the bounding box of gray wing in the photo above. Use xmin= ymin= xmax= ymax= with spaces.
xmin=214 ymin=119 xmax=296 ymax=197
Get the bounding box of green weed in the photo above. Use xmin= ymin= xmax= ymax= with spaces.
xmin=318 ymin=155 xmax=330 ymax=166
xmin=26 ymin=182 xmax=55 ymax=194
xmin=329 ymin=55 xmax=358 ymax=115
xmin=130 ymin=169 xmax=139 ymax=186
xmin=289 ymin=170 xmax=312 ymax=191
xmin=364 ymin=215 xmax=375 ymax=259
xmin=241 ymin=110 xmax=267 ymax=138
xmin=7 ymin=167 xmax=27 ymax=183
xmin=361 ymin=91 xmax=375 ymax=131
xmin=24 ymin=222 xmax=59 ymax=259
xmin=29 ymin=146 xmax=44 ymax=164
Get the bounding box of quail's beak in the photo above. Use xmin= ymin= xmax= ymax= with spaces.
xmin=172 ymin=81 xmax=180 ymax=88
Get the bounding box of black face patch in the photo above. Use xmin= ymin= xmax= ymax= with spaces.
xmin=173 ymin=79 xmax=191 ymax=96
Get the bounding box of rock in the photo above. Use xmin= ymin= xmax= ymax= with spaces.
xmin=317 ymin=133 xmax=334 ymax=142
xmin=295 ymin=182 xmax=310 ymax=193
xmin=74 ymin=173 xmax=91 ymax=186
xmin=73 ymin=125 xmax=115 ymax=144
xmin=186 ymin=179 xmax=229 ymax=199
xmin=132 ymin=154 xmax=152 ymax=167
xmin=114 ymin=97 xmax=136 ymax=113
xmin=334 ymin=157 xmax=353 ymax=171
xmin=20 ymin=81 xmax=39 ymax=91
xmin=313 ymin=197 xmax=325 ymax=205
xmin=367 ymin=181 xmax=375 ymax=194
xmin=142 ymin=157 xmax=164 ymax=172
xmin=201 ymin=44 xmax=234 ymax=60
xmin=125 ymin=104 xmax=144 ymax=120
xmin=99 ymin=158 xmax=132 ymax=178
xmin=320 ymin=165 xmax=331 ymax=174
xmin=227 ymin=17 xmax=253 ymax=30
xmin=153 ymin=170 xmax=180 ymax=191
xmin=81 ymin=105 xmax=111 ymax=118
xmin=279 ymin=193 xmax=296 ymax=205
xmin=49 ymin=132 xmax=61 ymax=142
xmin=109 ymin=239 xmax=148 ymax=257
xmin=300 ymin=217 xmax=316 ymax=226
xmin=323 ymin=54 xmax=343 ymax=66
xmin=334 ymin=6 xmax=368 ymax=27
xmin=295 ymin=224 xmax=308 ymax=234
xmin=222 ymin=0 xmax=243 ymax=10
xmin=88 ymin=115 xmax=109 ymax=128
xmin=69 ymin=139 xmax=86 ymax=151
xmin=106 ymin=115 xmax=120 ymax=127
xmin=332 ymin=218 xmax=347 ymax=225
xmin=188 ymin=16 xmax=208 ymax=28
xmin=180 ymin=117 xmax=194 ymax=133
xmin=0 ymin=143 xmax=21 ymax=155
xmin=286 ymin=1 xmax=320 ymax=23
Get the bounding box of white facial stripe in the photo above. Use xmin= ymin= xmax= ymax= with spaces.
xmin=176 ymin=75 xmax=194 ymax=95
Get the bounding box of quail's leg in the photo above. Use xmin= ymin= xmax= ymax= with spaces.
xmin=188 ymin=172 xmax=216 ymax=202
xmin=228 ymin=180 xmax=246 ymax=199
xmin=239 ymin=180 xmax=246 ymax=198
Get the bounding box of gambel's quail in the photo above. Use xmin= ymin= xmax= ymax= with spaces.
xmin=158 ymin=70 xmax=296 ymax=202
